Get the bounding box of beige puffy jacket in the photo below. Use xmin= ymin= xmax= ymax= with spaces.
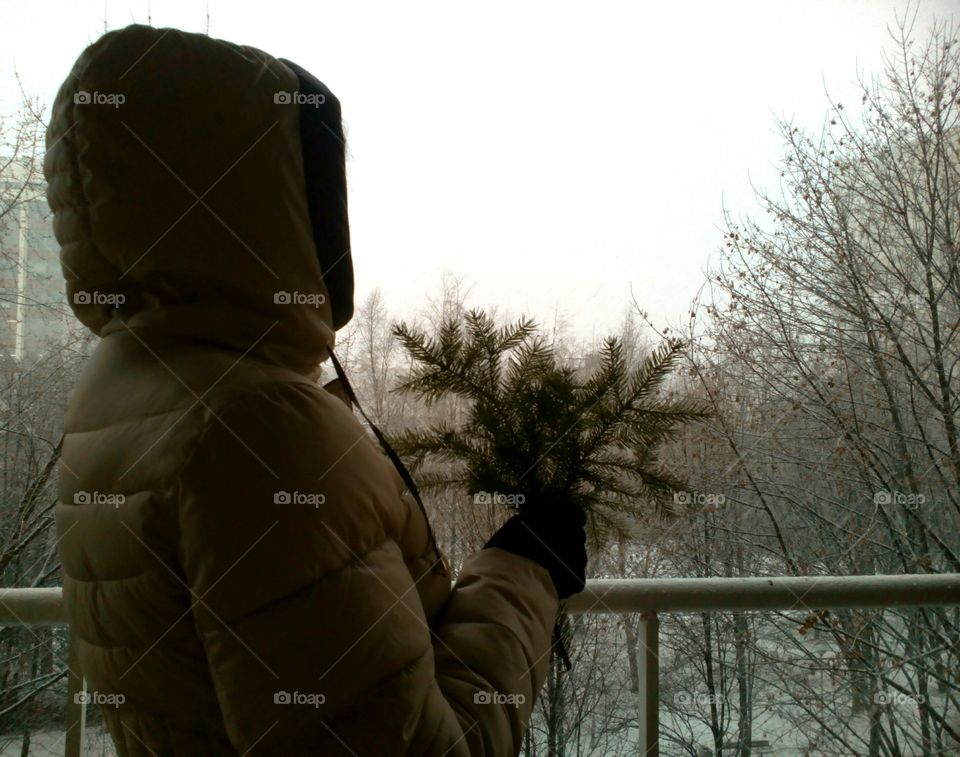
xmin=46 ymin=24 xmax=558 ymax=756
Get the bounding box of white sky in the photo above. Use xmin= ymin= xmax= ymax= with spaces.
xmin=1 ymin=0 xmax=956 ymax=341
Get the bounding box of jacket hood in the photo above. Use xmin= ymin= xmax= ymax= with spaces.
xmin=44 ymin=24 xmax=343 ymax=374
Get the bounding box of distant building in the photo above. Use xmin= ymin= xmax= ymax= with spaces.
xmin=0 ymin=161 xmax=70 ymax=363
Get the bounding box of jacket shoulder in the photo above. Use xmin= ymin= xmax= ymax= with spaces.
xmin=175 ymin=378 xmax=414 ymax=622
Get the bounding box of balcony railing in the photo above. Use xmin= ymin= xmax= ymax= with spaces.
xmin=1 ymin=574 xmax=959 ymax=757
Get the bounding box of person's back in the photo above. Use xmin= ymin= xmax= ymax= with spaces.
xmin=47 ymin=24 xmax=586 ymax=756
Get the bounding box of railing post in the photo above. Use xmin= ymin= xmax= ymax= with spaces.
xmin=64 ymin=635 xmax=85 ymax=757
xmin=638 ymin=610 xmax=659 ymax=756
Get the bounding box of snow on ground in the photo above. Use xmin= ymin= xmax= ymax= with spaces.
xmin=0 ymin=726 xmax=116 ymax=757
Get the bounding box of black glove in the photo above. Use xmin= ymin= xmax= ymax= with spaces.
xmin=483 ymin=501 xmax=588 ymax=599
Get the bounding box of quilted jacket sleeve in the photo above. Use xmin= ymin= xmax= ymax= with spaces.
xmin=177 ymin=381 xmax=558 ymax=755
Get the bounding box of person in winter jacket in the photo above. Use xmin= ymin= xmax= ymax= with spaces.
xmin=46 ymin=24 xmax=588 ymax=756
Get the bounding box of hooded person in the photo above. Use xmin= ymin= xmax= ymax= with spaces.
xmin=46 ymin=24 xmax=587 ymax=756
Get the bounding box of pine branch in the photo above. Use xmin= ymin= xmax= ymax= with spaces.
xmin=389 ymin=307 xmax=709 ymax=545
xmin=392 ymin=320 xmax=498 ymax=404
xmin=625 ymin=338 xmax=687 ymax=405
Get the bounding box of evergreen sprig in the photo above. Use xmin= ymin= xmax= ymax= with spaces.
xmin=391 ymin=309 xmax=709 ymax=544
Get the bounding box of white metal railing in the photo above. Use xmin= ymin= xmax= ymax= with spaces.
xmin=1 ymin=575 xmax=958 ymax=757
xmin=566 ymin=574 xmax=960 ymax=755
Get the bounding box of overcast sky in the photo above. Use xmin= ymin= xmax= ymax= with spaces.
xmin=2 ymin=0 xmax=956 ymax=342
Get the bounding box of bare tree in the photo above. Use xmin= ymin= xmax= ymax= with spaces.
xmin=0 ymin=81 xmax=98 ymax=752
xmin=689 ymin=14 xmax=960 ymax=756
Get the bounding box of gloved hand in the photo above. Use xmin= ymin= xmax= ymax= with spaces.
xmin=483 ymin=500 xmax=588 ymax=599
